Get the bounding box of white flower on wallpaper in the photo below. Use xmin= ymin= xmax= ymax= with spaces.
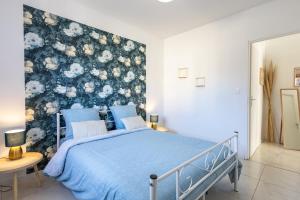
xmin=112 ymin=35 xmax=121 ymax=44
xmin=45 ymin=146 xmax=55 ymax=159
xmin=64 ymin=22 xmax=83 ymax=37
xmin=125 ymin=89 xmax=131 ymax=98
xmin=124 ymin=40 xmax=135 ymax=51
xmin=99 ymin=70 xmax=108 ymax=80
xmin=64 ymin=63 xmax=84 ymax=78
xmin=71 ymin=103 xmax=84 ymax=109
xmin=118 ymin=56 xmax=131 ymax=67
xmin=139 ymin=103 xmax=145 ymax=109
xmin=53 ymin=41 xmax=76 ymax=57
xmin=26 ymin=128 xmax=46 ymax=146
xmin=53 ymin=41 xmax=66 ymax=52
xmin=90 ymin=31 xmax=100 ymax=39
xmin=43 ymin=57 xmax=59 ymax=70
xmin=113 ymin=100 xmax=121 ymax=106
xmin=135 ymin=56 xmax=142 ymax=65
xmin=65 ymin=45 xmax=76 ymax=57
xmin=118 ymin=88 xmax=131 ymax=98
xmin=118 ymin=56 xmax=125 ymax=63
xmin=66 ymin=87 xmax=77 ymax=98
xmin=44 ymin=101 xmax=59 ymax=114
xmin=135 ymin=85 xmax=142 ymax=94
xmin=139 ymin=75 xmax=145 ymax=81
xmin=25 ymin=60 xmax=34 ymax=73
xmin=118 ymin=88 xmax=125 ymax=95
xmin=90 ymin=68 xmax=100 ymax=76
xmin=54 ymin=85 xmax=67 ymax=94
xmin=99 ymin=35 xmax=107 ymax=45
xmin=83 ymin=44 xmax=94 ymax=56
xmin=43 ymin=12 xmax=58 ymax=26
xmin=98 ymin=85 xmax=113 ymax=98
xmin=91 ymin=68 xmax=108 ymax=80
xmin=84 ymin=82 xmax=95 ymax=93
xmin=24 ymin=32 xmax=44 ymax=50
xmin=124 ymin=58 xmax=131 ymax=67
xmin=24 ymin=11 xmax=32 ymax=25
xmin=26 ymin=108 xmax=35 ymax=122
xmin=139 ymin=46 xmax=145 ymax=53
xmin=25 ymin=80 xmax=45 ymax=98
xmin=112 ymin=67 xmax=121 ymax=77
xmin=124 ymin=71 xmax=135 ymax=83
xmin=98 ymin=50 xmax=113 ymax=63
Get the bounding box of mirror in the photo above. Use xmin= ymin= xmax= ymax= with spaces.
xmin=280 ymin=89 xmax=300 ymax=150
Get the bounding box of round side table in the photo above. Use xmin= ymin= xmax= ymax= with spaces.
xmin=0 ymin=152 xmax=43 ymax=200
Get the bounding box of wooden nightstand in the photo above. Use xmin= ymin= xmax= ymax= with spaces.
xmin=0 ymin=152 xmax=43 ymax=200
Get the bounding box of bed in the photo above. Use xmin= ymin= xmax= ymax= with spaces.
xmin=44 ymin=111 xmax=240 ymax=200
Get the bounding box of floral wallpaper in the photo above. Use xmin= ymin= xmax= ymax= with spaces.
xmin=24 ymin=5 xmax=146 ymax=168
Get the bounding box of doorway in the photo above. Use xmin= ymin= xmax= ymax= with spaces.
xmin=249 ymin=33 xmax=300 ymax=158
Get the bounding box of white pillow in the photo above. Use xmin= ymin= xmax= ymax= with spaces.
xmin=121 ymin=116 xmax=147 ymax=130
xmin=71 ymin=120 xmax=107 ymax=140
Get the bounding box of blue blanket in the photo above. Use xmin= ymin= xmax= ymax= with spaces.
xmin=49 ymin=129 xmax=237 ymax=200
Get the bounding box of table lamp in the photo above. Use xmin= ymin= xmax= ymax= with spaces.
xmin=150 ymin=114 xmax=159 ymax=130
xmin=5 ymin=129 xmax=26 ymax=160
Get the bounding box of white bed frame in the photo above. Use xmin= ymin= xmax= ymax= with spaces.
xmin=149 ymin=133 xmax=239 ymax=200
xmin=56 ymin=113 xmax=239 ymax=200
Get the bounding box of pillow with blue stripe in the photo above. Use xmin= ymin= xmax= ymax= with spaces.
xmin=109 ymin=105 xmax=137 ymax=129
xmin=61 ymin=108 xmax=100 ymax=140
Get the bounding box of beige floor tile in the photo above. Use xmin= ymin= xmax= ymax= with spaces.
xmin=260 ymin=166 xmax=300 ymax=193
xmin=271 ymin=152 xmax=300 ymax=173
xmin=0 ymin=173 xmax=75 ymax=200
xmin=251 ymin=143 xmax=284 ymax=164
xmin=253 ymin=181 xmax=300 ymax=200
xmin=283 ymin=148 xmax=300 ymax=159
xmin=207 ymin=175 xmax=259 ymax=200
xmin=240 ymin=160 xmax=265 ymax=179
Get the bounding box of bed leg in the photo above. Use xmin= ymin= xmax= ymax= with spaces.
xmin=150 ymin=174 xmax=157 ymax=200
xmin=234 ymin=160 xmax=239 ymax=192
xmin=202 ymin=194 xmax=206 ymax=200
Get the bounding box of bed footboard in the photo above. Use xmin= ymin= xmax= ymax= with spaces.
xmin=149 ymin=132 xmax=239 ymax=200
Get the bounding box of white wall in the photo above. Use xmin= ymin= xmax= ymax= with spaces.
xmin=264 ymin=33 xmax=300 ymax=143
xmin=250 ymin=42 xmax=265 ymax=156
xmin=164 ymin=0 xmax=300 ymax=158
xmin=0 ymin=0 xmax=164 ymax=157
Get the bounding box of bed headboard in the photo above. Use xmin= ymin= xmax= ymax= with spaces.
xmin=56 ymin=110 xmax=113 ymax=149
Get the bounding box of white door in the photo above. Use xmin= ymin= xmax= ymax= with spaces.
xmin=249 ymin=42 xmax=265 ymax=157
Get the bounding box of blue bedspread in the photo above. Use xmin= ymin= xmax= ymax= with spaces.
xmin=52 ymin=129 xmax=237 ymax=200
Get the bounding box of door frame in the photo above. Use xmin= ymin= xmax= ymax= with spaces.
xmin=247 ymin=30 xmax=300 ymax=159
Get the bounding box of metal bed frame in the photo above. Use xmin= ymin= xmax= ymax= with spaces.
xmin=56 ymin=112 xmax=239 ymax=200
xmin=150 ymin=133 xmax=239 ymax=200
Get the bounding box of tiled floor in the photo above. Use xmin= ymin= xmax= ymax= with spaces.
xmin=1 ymin=143 xmax=300 ymax=200
xmin=207 ymin=143 xmax=300 ymax=200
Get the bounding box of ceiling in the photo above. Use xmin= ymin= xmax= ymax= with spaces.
xmin=75 ymin=0 xmax=273 ymax=38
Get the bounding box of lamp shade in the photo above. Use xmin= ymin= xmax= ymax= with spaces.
xmin=150 ymin=114 xmax=159 ymax=123
xmin=5 ymin=129 xmax=26 ymax=147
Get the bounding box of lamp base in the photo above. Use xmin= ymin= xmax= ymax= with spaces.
xmin=8 ymin=146 xmax=23 ymax=160
xmin=151 ymin=123 xmax=158 ymax=130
